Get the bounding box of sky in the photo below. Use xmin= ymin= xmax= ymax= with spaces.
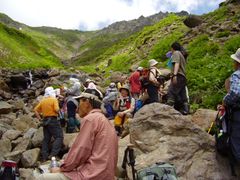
xmin=0 ymin=0 xmax=224 ymax=31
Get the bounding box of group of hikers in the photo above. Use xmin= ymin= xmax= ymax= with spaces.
xmin=33 ymin=43 xmax=240 ymax=179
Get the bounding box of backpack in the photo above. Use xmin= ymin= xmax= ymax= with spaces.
xmin=214 ymin=106 xmax=237 ymax=176
xmin=0 ymin=160 xmax=20 ymax=180
xmin=140 ymin=68 xmax=166 ymax=88
xmin=137 ymin=162 xmax=178 ymax=180
xmin=215 ymin=107 xmax=231 ymax=156
xmin=122 ymin=146 xmax=178 ymax=180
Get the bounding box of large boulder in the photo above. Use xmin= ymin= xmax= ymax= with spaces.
xmin=63 ymin=133 xmax=78 ymax=148
xmin=19 ymin=168 xmax=35 ymax=180
xmin=129 ymin=103 xmax=237 ymax=180
xmin=184 ymin=15 xmax=203 ymax=28
xmin=192 ymin=109 xmax=218 ymax=131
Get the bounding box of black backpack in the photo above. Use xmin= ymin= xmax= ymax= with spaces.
xmin=215 ymin=107 xmax=237 ymax=176
xmin=0 ymin=160 xmax=20 ymax=180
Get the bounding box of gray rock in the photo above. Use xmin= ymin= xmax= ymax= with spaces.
xmin=23 ymin=128 xmax=38 ymax=139
xmin=13 ymin=138 xmax=31 ymax=152
xmin=184 ymin=15 xmax=203 ymax=28
xmin=12 ymin=114 xmax=38 ymax=132
xmin=0 ymin=101 xmax=13 ymax=114
xmin=21 ymin=148 xmax=40 ymax=168
xmin=32 ymin=127 xmax=43 ymax=147
xmin=19 ymin=168 xmax=35 ymax=180
xmin=4 ymin=150 xmax=23 ymax=163
xmin=129 ymin=103 xmax=238 ymax=180
xmin=2 ymin=129 xmax=22 ymax=140
xmin=0 ymin=139 xmax=12 ymax=162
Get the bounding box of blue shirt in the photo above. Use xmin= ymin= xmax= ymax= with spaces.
xmin=224 ymin=70 xmax=240 ymax=107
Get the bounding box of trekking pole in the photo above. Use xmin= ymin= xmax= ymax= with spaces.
xmin=128 ymin=144 xmax=136 ymax=180
xmin=207 ymin=121 xmax=214 ymax=134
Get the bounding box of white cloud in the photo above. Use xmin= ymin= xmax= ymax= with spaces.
xmin=0 ymin=0 xmax=224 ymax=30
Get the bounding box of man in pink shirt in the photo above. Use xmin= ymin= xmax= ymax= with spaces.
xmin=37 ymin=89 xmax=118 ymax=180
xmin=129 ymin=67 xmax=143 ymax=99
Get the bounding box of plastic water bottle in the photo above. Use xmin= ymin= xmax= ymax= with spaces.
xmin=49 ymin=157 xmax=59 ymax=168
xmin=218 ymin=130 xmax=223 ymax=138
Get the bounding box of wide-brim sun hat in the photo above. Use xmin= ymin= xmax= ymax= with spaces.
xmin=119 ymin=85 xmax=130 ymax=95
xmin=149 ymin=59 xmax=158 ymax=67
xmin=137 ymin=66 xmax=143 ymax=71
xmin=231 ymin=48 xmax=240 ymax=63
xmin=74 ymin=88 xmax=103 ymax=103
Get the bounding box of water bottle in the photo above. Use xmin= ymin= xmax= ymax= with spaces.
xmin=49 ymin=157 xmax=59 ymax=168
xmin=218 ymin=130 xmax=223 ymax=138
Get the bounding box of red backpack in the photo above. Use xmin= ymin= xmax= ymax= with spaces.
xmin=0 ymin=160 xmax=20 ymax=180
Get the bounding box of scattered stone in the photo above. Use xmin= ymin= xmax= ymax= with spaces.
xmin=0 ymin=101 xmax=13 ymax=114
xmin=2 ymin=129 xmax=22 ymax=140
xmin=32 ymin=127 xmax=43 ymax=147
xmin=21 ymin=148 xmax=40 ymax=168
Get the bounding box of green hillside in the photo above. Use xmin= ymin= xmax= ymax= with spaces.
xmin=78 ymin=2 xmax=240 ymax=109
xmin=0 ymin=1 xmax=239 ymax=109
xmin=0 ymin=22 xmax=62 ymax=69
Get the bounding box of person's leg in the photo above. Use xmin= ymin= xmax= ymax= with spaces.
xmin=41 ymin=126 xmax=51 ymax=160
xmin=49 ymin=119 xmax=63 ymax=158
xmin=67 ymin=117 xmax=77 ymax=133
xmin=37 ymin=173 xmax=70 ymax=180
xmin=114 ymin=115 xmax=123 ymax=136
xmin=146 ymin=85 xmax=159 ymax=104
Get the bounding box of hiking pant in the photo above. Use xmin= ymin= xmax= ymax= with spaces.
xmin=37 ymin=173 xmax=70 ymax=180
xmin=114 ymin=114 xmax=130 ymax=136
xmin=42 ymin=117 xmax=63 ymax=160
xmin=146 ymin=84 xmax=159 ymax=104
xmin=230 ymin=110 xmax=240 ymax=162
xmin=167 ymin=74 xmax=187 ymax=107
xmin=67 ymin=117 xmax=80 ymax=133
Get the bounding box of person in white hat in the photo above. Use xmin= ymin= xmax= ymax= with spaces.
xmin=63 ymin=78 xmax=81 ymax=133
xmin=144 ymin=59 xmax=161 ymax=104
xmin=34 ymin=87 xmax=63 ymax=161
xmin=37 ymin=88 xmax=118 ymax=180
xmin=223 ymin=48 xmax=240 ymax=170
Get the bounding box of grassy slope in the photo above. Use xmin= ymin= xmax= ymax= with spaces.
xmin=24 ymin=27 xmax=95 ymax=61
xmin=0 ymin=22 xmax=62 ymax=69
xmin=79 ymin=5 xmax=240 ymax=109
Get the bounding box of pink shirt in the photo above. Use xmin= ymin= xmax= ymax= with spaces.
xmin=129 ymin=71 xmax=141 ymax=94
xmin=60 ymin=109 xmax=118 ymax=180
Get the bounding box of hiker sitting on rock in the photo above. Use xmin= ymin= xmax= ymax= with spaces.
xmin=34 ymin=86 xmax=63 ymax=161
xmin=103 ymin=82 xmax=118 ymax=119
xmin=113 ymin=85 xmax=135 ymax=136
xmin=37 ymin=88 xmax=118 ymax=180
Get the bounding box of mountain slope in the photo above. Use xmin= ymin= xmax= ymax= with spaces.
xmin=0 ymin=22 xmax=62 ymax=68
xmin=78 ymin=1 xmax=240 ymax=109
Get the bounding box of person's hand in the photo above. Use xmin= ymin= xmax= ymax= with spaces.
xmin=117 ymin=112 xmax=124 ymax=117
xmin=172 ymin=76 xmax=177 ymax=85
xmin=50 ymin=167 xmax=61 ymax=173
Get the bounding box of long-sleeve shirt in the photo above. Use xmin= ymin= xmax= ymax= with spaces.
xmin=224 ymin=70 xmax=240 ymax=108
xmin=129 ymin=71 xmax=141 ymax=94
xmin=34 ymin=97 xmax=59 ymax=117
xmin=60 ymin=109 xmax=118 ymax=180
